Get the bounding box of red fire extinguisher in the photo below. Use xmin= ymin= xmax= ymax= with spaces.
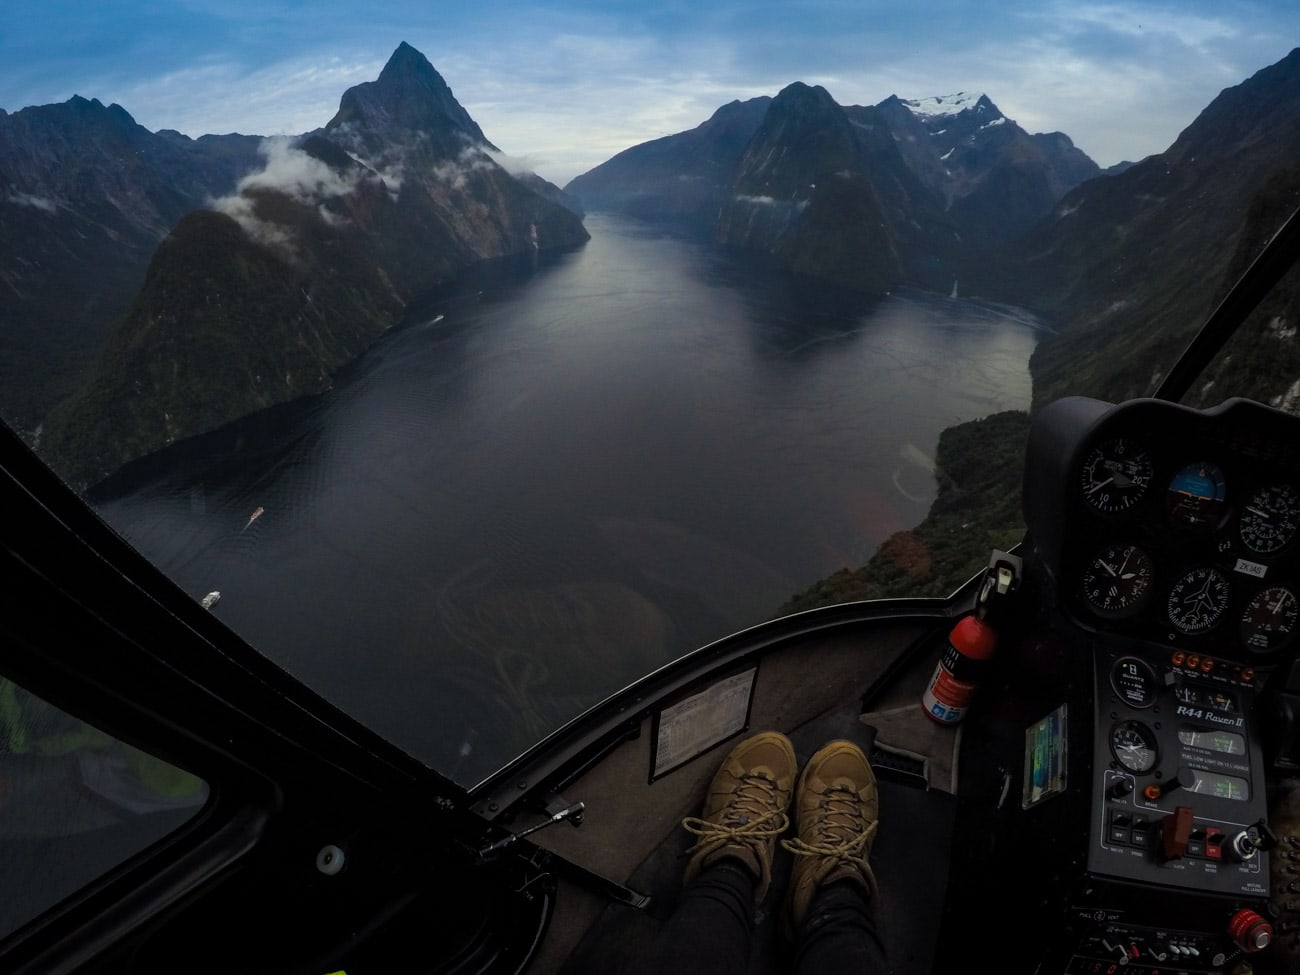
xmin=921 ymin=614 xmax=998 ymax=724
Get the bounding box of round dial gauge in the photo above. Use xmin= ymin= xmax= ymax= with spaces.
xmin=1110 ymin=656 xmax=1159 ymax=708
xmin=1082 ymin=543 xmax=1155 ymax=617
xmin=1080 ymin=439 xmax=1154 ymax=514
xmin=1167 ymin=566 xmax=1231 ymax=635
xmin=1241 ymin=585 xmax=1299 ymax=653
xmin=1239 ymin=483 xmax=1300 ymax=555
xmin=1167 ymin=461 xmax=1227 ymax=528
xmin=1110 ymin=719 xmax=1159 ymax=774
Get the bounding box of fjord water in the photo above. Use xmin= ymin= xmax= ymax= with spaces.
xmin=93 ymin=213 xmax=1042 ymax=785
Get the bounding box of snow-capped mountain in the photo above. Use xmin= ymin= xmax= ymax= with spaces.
xmin=870 ymin=92 xmax=1099 ymax=241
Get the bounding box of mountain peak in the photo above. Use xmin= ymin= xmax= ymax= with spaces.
xmin=897 ymin=92 xmax=1000 ymax=119
xmin=774 ymin=81 xmax=838 ymax=107
xmin=325 ymin=42 xmax=494 ymax=151
xmin=378 ymin=40 xmax=439 ymax=86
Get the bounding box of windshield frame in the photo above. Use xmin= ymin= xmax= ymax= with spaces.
xmin=1153 ymin=203 xmax=1300 ymax=403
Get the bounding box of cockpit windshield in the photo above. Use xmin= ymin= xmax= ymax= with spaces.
xmin=2 ymin=3 xmax=1298 ymax=788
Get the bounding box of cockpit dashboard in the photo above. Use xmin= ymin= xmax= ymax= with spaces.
xmin=973 ymin=395 xmax=1300 ymax=974
xmin=1026 ymin=395 xmax=1300 ymax=666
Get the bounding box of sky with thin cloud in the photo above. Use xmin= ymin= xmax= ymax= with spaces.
xmin=1 ymin=0 xmax=1297 ymax=185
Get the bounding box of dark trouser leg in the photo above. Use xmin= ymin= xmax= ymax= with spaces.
xmin=792 ymin=880 xmax=886 ymax=971
xmin=624 ymin=860 xmax=756 ymax=975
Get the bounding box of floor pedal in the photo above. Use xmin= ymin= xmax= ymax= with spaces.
xmin=870 ymin=741 xmax=929 ymax=788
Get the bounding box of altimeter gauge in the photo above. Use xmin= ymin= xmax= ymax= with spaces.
xmin=1110 ymin=719 xmax=1159 ymax=774
xmin=1080 ymin=438 xmax=1154 ymax=514
xmin=1167 ymin=566 xmax=1231 ymax=635
xmin=1082 ymin=542 xmax=1155 ymax=617
xmin=1240 ymin=585 xmax=1299 ymax=653
xmin=1239 ymin=483 xmax=1300 ymax=555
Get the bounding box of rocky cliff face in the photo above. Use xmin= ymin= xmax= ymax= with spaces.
xmin=1020 ymin=46 xmax=1300 ymax=409
xmin=715 ymin=83 xmax=957 ymax=293
xmin=566 ymin=83 xmax=1097 ymax=294
xmin=564 ymin=97 xmax=771 ymax=230
xmin=39 ymin=42 xmax=589 ymax=489
xmin=0 ymin=97 xmax=261 ymax=434
xmin=871 ymin=93 xmax=1098 ymax=243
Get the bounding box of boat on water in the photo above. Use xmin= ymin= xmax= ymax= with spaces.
xmin=3 ymin=12 xmax=1300 ymax=975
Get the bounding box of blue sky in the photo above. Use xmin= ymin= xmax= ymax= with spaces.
xmin=1 ymin=1 xmax=1297 ymax=185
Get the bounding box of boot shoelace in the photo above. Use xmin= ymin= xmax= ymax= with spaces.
xmin=780 ymin=783 xmax=877 ymax=868
xmin=682 ymin=770 xmax=791 ymax=849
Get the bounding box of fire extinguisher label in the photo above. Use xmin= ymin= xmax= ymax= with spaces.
xmin=922 ymin=666 xmax=976 ymax=723
xmin=937 ymin=641 xmax=991 ymax=683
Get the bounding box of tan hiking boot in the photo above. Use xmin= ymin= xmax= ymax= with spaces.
xmin=781 ymin=739 xmax=879 ymax=932
xmin=681 ymin=731 xmax=797 ymax=905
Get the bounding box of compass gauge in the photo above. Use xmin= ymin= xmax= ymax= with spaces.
xmin=1167 ymin=566 xmax=1231 ymax=635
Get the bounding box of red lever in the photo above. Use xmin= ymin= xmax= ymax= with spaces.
xmin=1161 ymin=806 xmax=1194 ymax=860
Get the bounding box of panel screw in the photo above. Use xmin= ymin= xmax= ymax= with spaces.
xmin=316 ymin=844 xmax=346 ymax=876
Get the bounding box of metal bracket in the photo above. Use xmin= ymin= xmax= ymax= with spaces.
xmin=976 ymin=548 xmax=1023 ymax=622
xmin=477 ymin=795 xmax=585 ymax=859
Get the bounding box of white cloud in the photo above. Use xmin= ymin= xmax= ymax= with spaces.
xmin=431 ymin=145 xmax=498 ymax=190
xmin=5 ymin=1 xmax=1295 ymax=186
xmin=236 ymin=136 xmax=367 ymax=202
xmin=208 ymin=136 xmax=370 ymax=256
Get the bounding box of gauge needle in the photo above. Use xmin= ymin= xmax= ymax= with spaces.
xmin=1088 ymin=477 xmax=1114 ymax=495
xmin=1247 ymin=506 xmax=1270 ymax=519
xmin=1184 ymin=578 xmax=1219 ymax=616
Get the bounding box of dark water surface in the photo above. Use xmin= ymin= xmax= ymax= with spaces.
xmin=93 ymin=213 xmax=1043 ymax=785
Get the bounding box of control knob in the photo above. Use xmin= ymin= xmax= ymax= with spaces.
xmin=1230 ymin=819 xmax=1279 ymax=863
xmin=1227 ymin=909 xmax=1273 ymax=952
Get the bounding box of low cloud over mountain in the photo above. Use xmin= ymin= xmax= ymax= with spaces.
xmin=34 ymin=43 xmax=589 ymax=488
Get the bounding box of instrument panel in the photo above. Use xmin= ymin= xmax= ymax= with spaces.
xmin=1024 ymin=396 xmax=1300 ymax=662
xmin=1016 ymin=395 xmax=1297 ymax=973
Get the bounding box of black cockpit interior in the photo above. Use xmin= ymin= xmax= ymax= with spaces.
xmin=544 ymin=393 xmax=1300 ymax=975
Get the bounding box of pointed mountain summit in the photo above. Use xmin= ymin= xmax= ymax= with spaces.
xmin=40 ymin=43 xmax=589 ymax=488
xmin=716 ymin=82 xmax=924 ymax=292
xmin=895 ymin=91 xmax=994 ymax=118
xmin=326 ymin=41 xmax=493 ymax=154
xmin=872 ymin=90 xmax=1098 ymax=241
